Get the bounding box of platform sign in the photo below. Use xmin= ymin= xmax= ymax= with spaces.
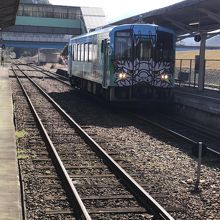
xmin=194 ymin=34 xmax=201 ymax=43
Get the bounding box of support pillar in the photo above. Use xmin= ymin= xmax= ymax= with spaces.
xmin=198 ymin=32 xmax=207 ymax=91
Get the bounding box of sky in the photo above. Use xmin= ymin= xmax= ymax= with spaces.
xmin=50 ymin=0 xmax=184 ymax=23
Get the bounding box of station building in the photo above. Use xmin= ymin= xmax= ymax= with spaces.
xmin=2 ymin=3 xmax=107 ymax=49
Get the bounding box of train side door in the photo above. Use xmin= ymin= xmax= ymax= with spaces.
xmin=101 ymin=39 xmax=108 ymax=88
xmin=68 ymin=45 xmax=72 ymax=76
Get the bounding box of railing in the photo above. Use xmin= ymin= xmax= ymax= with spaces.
xmin=2 ymin=32 xmax=71 ymax=43
xmin=204 ymin=60 xmax=220 ymax=90
xmin=175 ymin=59 xmax=220 ymax=91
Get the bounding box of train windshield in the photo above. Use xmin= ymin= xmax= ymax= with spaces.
xmin=154 ymin=31 xmax=174 ymax=62
xmin=114 ymin=30 xmax=174 ymax=62
xmin=114 ymin=31 xmax=132 ymax=60
xmin=135 ymin=38 xmax=153 ymax=61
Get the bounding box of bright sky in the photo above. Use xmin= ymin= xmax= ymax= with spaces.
xmin=50 ymin=0 xmax=183 ymax=23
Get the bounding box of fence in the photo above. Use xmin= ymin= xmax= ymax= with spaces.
xmin=175 ymin=59 xmax=220 ymax=90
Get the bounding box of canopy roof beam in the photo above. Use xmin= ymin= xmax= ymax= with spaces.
xmin=165 ymin=17 xmax=193 ymax=33
xmin=199 ymin=8 xmax=220 ymax=23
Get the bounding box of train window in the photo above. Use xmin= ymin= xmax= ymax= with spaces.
xmin=71 ymin=44 xmax=75 ymax=61
xmin=81 ymin=44 xmax=84 ymax=61
xmin=88 ymin=43 xmax=93 ymax=61
xmin=74 ymin=44 xmax=77 ymax=61
xmin=77 ymin=44 xmax=80 ymax=61
xmin=115 ymin=32 xmax=132 ymax=60
xmin=155 ymin=31 xmax=174 ymax=62
xmin=84 ymin=43 xmax=88 ymax=62
xmin=93 ymin=44 xmax=98 ymax=62
xmin=136 ymin=39 xmax=152 ymax=61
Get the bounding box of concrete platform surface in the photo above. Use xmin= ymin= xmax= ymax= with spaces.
xmin=174 ymin=86 xmax=220 ymax=115
xmin=0 ymin=66 xmax=21 ymax=219
xmin=174 ymin=86 xmax=220 ymax=134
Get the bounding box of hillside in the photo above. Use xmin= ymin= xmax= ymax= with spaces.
xmin=179 ymin=35 xmax=220 ymax=47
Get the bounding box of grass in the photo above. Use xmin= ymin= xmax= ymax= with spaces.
xmin=16 ymin=130 xmax=29 ymax=160
xmin=176 ymin=50 xmax=220 ymax=69
xmin=15 ymin=129 xmax=27 ymax=139
xmin=17 ymin=149 xmax=28 ymax=160
xmin=176 ymin=49 xmax=220 ymax=60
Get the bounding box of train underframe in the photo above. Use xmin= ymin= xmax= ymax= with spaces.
xmin=69 ymin=75 xmax=173 ymax=103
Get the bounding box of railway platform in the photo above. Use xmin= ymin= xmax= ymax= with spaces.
xmin=174 ymin=86 xmax=220 ymax=113
xmin=0 ymin=66 xmax=21 ymax=220
xmin=174 ymin=86 xmax=220 ymax=135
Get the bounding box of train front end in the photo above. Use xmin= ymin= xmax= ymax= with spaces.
xmin=109 ymin=24 xmax=175 ymax=102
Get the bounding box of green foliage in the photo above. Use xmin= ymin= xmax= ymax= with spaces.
xmin=17 ymin=149 xmax=28 ymax=160
xmin=15 ymin=129 xmax=27 ymax=139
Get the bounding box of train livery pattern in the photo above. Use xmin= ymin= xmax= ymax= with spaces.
xmin=112 ymin=58 xmax=172 ymax=87
xmin=68 ymin=24 xmax=175 ymax=102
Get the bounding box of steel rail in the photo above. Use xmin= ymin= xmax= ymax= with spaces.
xmin=160 ymin=113 xmax=220 ymax=140
xmin=14 ymin=65 xmax=174 ymax=220
xmin=206 ymin=147 xmax=220 ymax=157
xmin=131 ymin=113 xmax=198 ymax=145
xmin=27 ymin=63 xmax=70 ymax=85
xmin=160 ymin=114 xmax=220 ymax=158
xmin=131 ymin=113 xmax=220 ymax=158
xmin=17 ymin=63 xmax=71 ymax=86
xmin=12 ymin=66 xmax=92 ymax=220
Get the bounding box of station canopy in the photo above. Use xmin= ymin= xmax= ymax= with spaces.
xmin=0 ymin=0 xmax=20 ymax=29
xmin=111 ymin=0 xmax=220 ymax=41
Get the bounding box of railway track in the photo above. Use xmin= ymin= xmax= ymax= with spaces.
xmin=27 ymin=63 xmax=70 ymax=85
xmin=12 ymin=64 xmax=174 ymax=219
xmin=12 ymin=62 xmax=220 ymax=219
xmin=34 ymin=60 xmax=220 ymax=158
xmin=12 ymin=75 xmax=76 ymax=219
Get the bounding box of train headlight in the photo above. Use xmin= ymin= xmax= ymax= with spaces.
xmin=118 ymin=72 xmax=127 ymax=80
xmin=160 ymin=74 xmax=169 ymax=81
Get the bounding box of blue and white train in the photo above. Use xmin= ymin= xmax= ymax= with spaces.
xmin=68 ymin=24 xmax=175 ymax=102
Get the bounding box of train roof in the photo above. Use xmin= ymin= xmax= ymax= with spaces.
xmin=112 ymin=23 xmax=175 ymax=34
xmin=69 ymin=26 xmax=115 ymax=43
xmin=69 ymin=23 xmax=175 ymax=43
